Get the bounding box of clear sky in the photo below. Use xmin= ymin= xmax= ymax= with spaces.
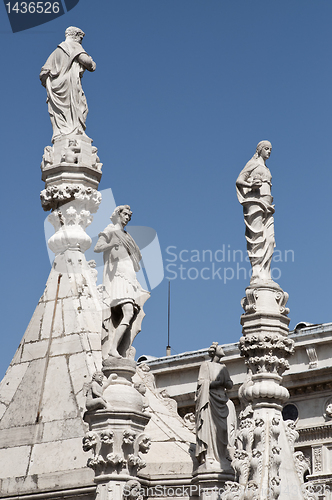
xmin=1 ymin=0 xmax=332 ymax=380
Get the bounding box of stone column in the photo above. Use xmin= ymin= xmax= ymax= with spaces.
xmin=234 ymin=282 xmax=297 ymax=500
xmin=83 ymin=360 xmax=151 ymax=500
xmin=220 ymin=281 xmax=318 ymax=500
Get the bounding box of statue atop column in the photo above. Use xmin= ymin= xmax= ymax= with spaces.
xmin=40 ymin=26 xmax=96 ymax=141
xmin=236 ymin=140 xmax=275 ymax=285
xmin=195 ymin=342 xmax=235 ymax=475
xmin=94 ymin=205 xmax=150 ymax=361
xmin=39 ymin=27 xmax=101 ymax=235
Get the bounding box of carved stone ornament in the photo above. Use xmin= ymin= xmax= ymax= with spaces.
xmin=40 ymin=184 xmax=101 ymax=212
xmin=43 ymin=188 xmax=101 ymax=255
xmin=302 ymin=483 xmax=330 ymax=500
xmin=41 ymin=139 xmax=102 ymax=174
xmin=123 ymin=480 xmax=143 ymax=500
xmin=220 ymin=481 xmax=245 ymax=500
xmin=84 ymin=372 xmax=108 ymax=411
xmin=183 ymin=412 xmax=196 ymax=432
xmin=325 ymin=401 xmax=332 ymax=419
xmin=241 ymin=286 xmax=290 ymax=316
xmin=83 ymin=428 xmax=151 ymax=477
xmin=239 ymin=332 xmax=294 ymax=376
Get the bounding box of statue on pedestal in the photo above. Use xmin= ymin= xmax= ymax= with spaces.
xmin=40 ymin=26 xmax=96 ymax=141
xmin=94 ymin=205 xmax=150 ymax=360
xmin=236 ymin=141 xmax=275 ymax=285
xmin=195 ymin=342 xmax=235 ymax=473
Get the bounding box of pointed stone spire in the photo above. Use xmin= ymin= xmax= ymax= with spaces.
xmin=0 ymin=251 xmax=103 ymax=496
xmin=0 ymin=27 xmax=103 ymax=497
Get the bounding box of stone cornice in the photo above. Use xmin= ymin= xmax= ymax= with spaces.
xmin=297 ymin=423 xmax=332 ymax=444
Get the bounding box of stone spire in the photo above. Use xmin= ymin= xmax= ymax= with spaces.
xmin=0 ymin=27 xmax=103 ymax=497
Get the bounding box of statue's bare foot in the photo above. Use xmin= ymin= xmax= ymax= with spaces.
xmin=108 ymin=350 xmax=122 ymax=359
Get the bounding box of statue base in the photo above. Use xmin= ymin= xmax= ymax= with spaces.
xmin=83 ymin=359 xmax=151 ymax=500
xmin=192 ymin=469 xmax=235 ymax=500
xmin=232 ymin=282 xmax=313 ymax=499
xmin=40 ymin=134 xmax=102 ymax=212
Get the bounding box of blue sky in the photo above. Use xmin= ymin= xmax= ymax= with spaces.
xmin=1 ymin=0 xmax=332 ymax=379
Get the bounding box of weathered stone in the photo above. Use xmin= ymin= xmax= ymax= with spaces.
xmin=69 ymin=352 xmax=93 ymax=396
xmin=63 ymin=296 xmax=84 ymax=335
xmin=0 ymin=402 xmax=6 ymax=420
xmin=41 ymin=299 xmax=63 ymax=339
xmin=0 ymin=446 xmax=31 ymax=479
xmin=42 ymin=418 xmax=85 ymax=442
xmin=40 ymin=300 xmax=58 ymax=339
xmin=28 ymin=437 xmax=88 ymax=475
xmin=50 ymin=334 xmax=83 ymax=356
xmin=39 ymin=356 xmax=79 ymax=423
xmin=0 ymin=359 xmax=44 ymax=428
xmin=0 ymin=424 xmax=40 ymax=448
xmin=0 ymin=362 xmax=29 ymax=405
xmin=23 ymin=301 xmax=45 ymax=342
xmin=21 ymin=339 xmax=49 ymax=363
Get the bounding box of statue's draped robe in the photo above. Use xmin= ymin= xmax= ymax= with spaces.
xmin=95 ymin=225 xmax=149 ymax=358
xmin=236 ymin=159 xmax=275 ymax=282
xmin=195 ymin=361 xmax=233 ymax=470
xmin=40 ymin=40 xmax=89 ymax=140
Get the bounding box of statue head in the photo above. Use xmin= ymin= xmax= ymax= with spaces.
xmin=92 ymin=371 xmax=104 ymax=385
xmin=254 ymin=140 xmax=272 ymax=161
xmin=111 ymin=205 xmax=132 ymax=228
xmin=65 ymin=26 xmax=85 ymax=43
xmin=208 ymin=342 xmax=225 ymax=360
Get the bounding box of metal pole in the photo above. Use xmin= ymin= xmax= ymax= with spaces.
xmin=166 ymin=281 xmax=171 ymax=356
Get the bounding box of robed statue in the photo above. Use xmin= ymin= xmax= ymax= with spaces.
xmin=40 ymin=26 xmax=96 ymax=141
xmin=94 ymin=206 xmax=150 ymax=360
xmin=236 ymin=141 xmax=275 ymax=284
xmin=195 ymin=342 xmax=236 ymax=474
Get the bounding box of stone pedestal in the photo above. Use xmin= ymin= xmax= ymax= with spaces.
xmin=223 ymin=283 xmax=316 ymax=500
xmin=40 ymin=134 xmax=102 ymax=255
xmin=192 ymin=471 xmax=235 ymax=500
xmin=239 ymin=284 xmax=293 ymax=410
xmin=83 ymin=359 xmax=151 ymax=500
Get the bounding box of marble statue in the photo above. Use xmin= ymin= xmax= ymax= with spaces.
xmin=94 ymin=205 xmax=150 ymax=360
xmin=40 ymin=26 xmax=96 ymax=141
xmin=236 ymin=141 xmax=275 ymax=284
xmin=195 ymin=342 xmax=234 ymax=473
xmin=85 ymin=372 xmax=108 ymax=411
